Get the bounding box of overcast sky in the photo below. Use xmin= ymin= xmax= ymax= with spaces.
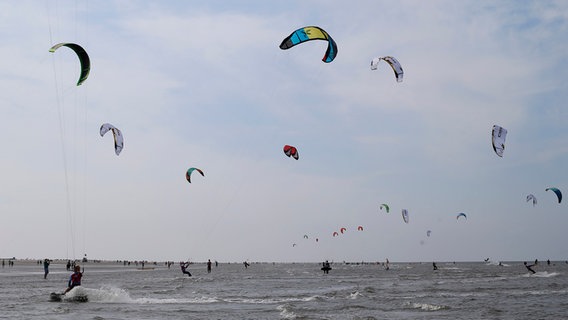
xmin=1 ymin=1 xmax=567 ymax=263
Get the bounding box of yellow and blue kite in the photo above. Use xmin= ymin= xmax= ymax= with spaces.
xmin=279 ymin=26 xmax=337 ymax=63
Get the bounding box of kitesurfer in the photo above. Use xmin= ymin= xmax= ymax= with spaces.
xmin=64 ymin=265 xmax=83 ymax=294
xmin=243 ymin=261 xmax=250 ymax=269
xmin=43 ymin=258 xmax=51 ymax=279
xmin=207 ymin=259 xmax=212 ymax=273
xmin=180 ymin=262 xmax=192 ymax=277
xmin=432 ymin=262 xmax=438 ymax=271
xmin=524 ymin=262 xmax=536 ymax=274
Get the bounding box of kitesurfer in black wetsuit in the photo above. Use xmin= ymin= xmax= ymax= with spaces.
xmin=524 ymin=261 xmax=536 ymax=274
xmin=180 ymin=262 xmax=192 ymax=277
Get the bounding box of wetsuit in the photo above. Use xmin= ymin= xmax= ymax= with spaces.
xmin=524 ymin=262 xmax=536 ymax=274
xmin=66 ymin=271 xmax=82 ymax=293
xmin=181 ymin=263 xmax=192 ymax=277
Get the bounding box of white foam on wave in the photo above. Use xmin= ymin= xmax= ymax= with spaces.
xmin=405 ymin=301 xmax=448 ymax=311
xmin=75 ymin=286 xmax=219 ymax=304
xmin=349 ymin=291 xmax=363 ymax=299
xmin=277 ymin=304 xmax=298 ymax=319
xmin=531 ymin=271 xmax=559 ymax=278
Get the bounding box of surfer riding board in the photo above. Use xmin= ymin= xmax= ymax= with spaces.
xmin=50 ymin=264 xmax=88 ymax=302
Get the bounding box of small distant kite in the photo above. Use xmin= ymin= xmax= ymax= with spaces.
xmin=545 ymin=187 xmax=562 ymax=204
xmin=380 ymin=203 xmax=390 ymax=213
xmin=332 ymin=231 xmax=339 ymax=237
xmin=370 ymin=56 xmax=404 ymax=82
xmin=303 ymin=235 xmax=309 ymax=239
xmin=99 ymin=123 xmax=123 ymax=156
xmin=186 ymin=167 xmax=204 ymax=183
xmin=426 ymin=230 xmax=432 ymax=237
xmin=491 ymin=125 xmax=507 ymax=157
xmin=401 ymin=209 xmax=409 ymax=224
xmin=49 ymin=43 xmax=91 ymax=86
xmin=357 ymin=226 xmax=363 ymax=231
xmin=340 ymin=227 xmax=347 ymax=234
xmin=283 ymin=145 xmax=299 ymax=160
xmin=456 ymin=213 xmax=467 ymax=220
xmin=279 ymin=26 xmax=338 ymax=63
xmin=526 ymin=194 xmax=537 ymax=206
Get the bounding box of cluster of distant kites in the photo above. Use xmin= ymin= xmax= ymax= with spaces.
xmin=50 ymin=25 xmax=562 ymax=248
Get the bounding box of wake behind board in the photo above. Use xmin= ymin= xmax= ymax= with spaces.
xmin=49 ymin=292 xmax=88 ymax=303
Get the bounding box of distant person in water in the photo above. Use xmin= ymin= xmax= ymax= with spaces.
xmin=64 ymin=265 xmax=83 ymax=294
xmin=180 ymin=262 xmax=192 ymax=277
xmin=43 ymin=259 xmax=51 ymax=279
xmin=432 ymin=262 xmax=438 ymax=271
xmin=207 ymin=259 xmax=212 ymax=273
xmin=322 ymin=260 xmax=331 ymax=274
xmin=524 ymin=261 xmax=536 ymax=274
xmin=243 ymin=261 xmax=250 ymax=269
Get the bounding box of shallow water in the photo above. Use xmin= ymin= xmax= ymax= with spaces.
xmin=1 ymin=261 xmax=567 ymax=319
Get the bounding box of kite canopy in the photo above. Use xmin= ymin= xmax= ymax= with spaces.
xmin=456 ymin=212 xmax=467 ymax=220
xmin=526 ymin=194 xmax=537 ymax=206
xmin=491 ymin=125 xmax=507 ymax=157
xmin=401 ymin=209 xmax=409 ymax=224
xmin=49 ymin=43 xmax=91 ymax=86
xmin=340 ymin=227 xmax=347 ymax=234
xmin=545 ymin=187 xmax=562 ymax=203
xmin=283 ymin=145 xmax=299 ymax=160
xmin=99 ymin=123 xmax=123 ymax=156
xmin=370 ymin=56 xmax=404 ymax=82
xmin=380 ymin=203 xmax=390 ymax=213
xmin=426 ymin=230 xmax=432 ymax=237
xmin=279 ymin=26 xmax=338 ymax=63
xmin=357 ymin=226 xmax=364 ymax=231
xmin=186 ymin=167 xmax=204 ymax=183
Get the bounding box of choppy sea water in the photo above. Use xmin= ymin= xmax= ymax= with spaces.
xmin=1 ymin=260 xmax=567 ymax=319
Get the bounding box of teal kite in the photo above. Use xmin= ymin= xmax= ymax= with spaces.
xmin=186 ymin=167 xmax=204 ymax=183
xmin=545 ymin=187 xmax=562 ymax=203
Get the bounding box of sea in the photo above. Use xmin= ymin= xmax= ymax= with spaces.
xmin=0 ymin=260 xmax=566 ymax=319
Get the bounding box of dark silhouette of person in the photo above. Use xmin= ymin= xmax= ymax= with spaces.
xmin=524 ymin=261 xmax=536 ymax=274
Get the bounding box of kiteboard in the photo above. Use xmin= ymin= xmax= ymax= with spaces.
xmin=49 ymin=292 xmax=88 ymax=303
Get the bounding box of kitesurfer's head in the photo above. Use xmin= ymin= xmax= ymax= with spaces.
xmin=74 ymin=265 xmax=81 ymax=272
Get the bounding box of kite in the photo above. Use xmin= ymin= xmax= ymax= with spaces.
xmin=545 ymin=187 xmax=562 ymax=204
xmin=491 ymin=125 xmax=507 ymax=157
xmin=526 ymin=194 xmax=537 ymax=206
xmin=99 ymin=123 xmax=123 ymax=156
xmin=186 ymin=167 xmax=204 ymax=183
xmin=426 ymin=230 xmax=432 ymax=237
xmin=402 ymin=209 xmax=409 ymax=224
xmin=370 ymin=56 xmax=403 ymax=82
xmin=332 ymin=232 xmax=339 ymax=237
xmin=283 ymin=145 xmax=299 ymax=160
xmin=457 ymin=213 xmax=467 ymax=220
xmin=279 ymin=26 xmax=338 ymax=63
xmin=49 ymin=43 xmax=91 ymax=86
xmin=303 ymin=235 xmax=309 ymax=239
xmin=357 ymin=226 xmax=363 ymax=231
xmin=380 ymin=204 xmax=390 ymax=213
xmin=340 ymin=227 xmax=347 ymax=234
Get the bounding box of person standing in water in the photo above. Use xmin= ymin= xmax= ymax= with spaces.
xmin=207 ymin=259 xmax=212 ymax=273
xmin=64 ymin=265 xmax=83 ymax=294
xmin=43 ymin=259 xmax=51 ymax=279
xmin=432 ymin=262 xmax=438 ymax=271
xmin=180 ymin=262 xmax=192 ymax=277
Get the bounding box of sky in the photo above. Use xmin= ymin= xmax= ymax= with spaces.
xmin=1 ymin=0 xmax=567 ymax=263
